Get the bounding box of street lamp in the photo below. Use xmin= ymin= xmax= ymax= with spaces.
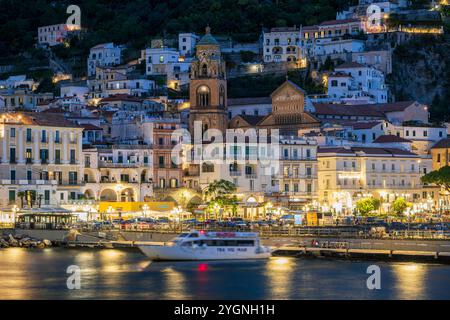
xmin=171 ymin=206 xmax=183 ymax=231
xmin=405 ymin=207 xmax=412 ymax=237
xmin=12 ymin=205 xmax=19 ymax=226
xmin=142 ymin=204 xmax=150 ymax=218
xmin=107 ymin=206 xmax=115 ymax=222
xmin=265 ymin=202 xmax=273 ymax=220
xmin=213 ymin=203 xmax=221 ymax=221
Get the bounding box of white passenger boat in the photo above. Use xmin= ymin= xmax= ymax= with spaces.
xmin=138 ymin=230 xmax=272 ymax=261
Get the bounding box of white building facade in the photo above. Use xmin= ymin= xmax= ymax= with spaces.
xmin=328 ymin=62 xmax=389 ymax=103
xmin=87 ymin=43 xmax=122 ymax=77
xmin=145 ymin=47 xmax=191 ymax=90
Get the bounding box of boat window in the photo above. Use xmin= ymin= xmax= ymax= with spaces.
xmin=199 ymin=240 xmax=255 ymax=247
xmin=237 ymin=240 xmax=254 ymax=247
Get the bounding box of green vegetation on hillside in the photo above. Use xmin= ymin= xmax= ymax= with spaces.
xmin=0 ymin=0 xmax=356 ymax=58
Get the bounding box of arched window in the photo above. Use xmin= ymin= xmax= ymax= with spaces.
xmin=201 ymin=64 xmax=208 ymax=77
xmin=219 ymin=85 xmax=225 ymax=107
xmin=197 ymin=85 xmax=210 ymax=107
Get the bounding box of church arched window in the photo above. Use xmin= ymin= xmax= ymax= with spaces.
xmin=197 ymin=85 xmax=210 ymax=107
xmin=219 ymin=85 xmax=225 ymax=107
xmin=201 ymin=64 xmax=208 ymax=77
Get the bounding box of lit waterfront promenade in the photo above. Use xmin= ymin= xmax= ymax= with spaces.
xmin=4 ymin=226 xmax=450 ymax=263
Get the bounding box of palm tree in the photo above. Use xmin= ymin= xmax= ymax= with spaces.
xmin=17 ymin=191 xmax=26 ymax=209
xmin=37 ymin=194 xmax=43 ymax=208
xmin=26 ymin=190 xmax=36 ymax=208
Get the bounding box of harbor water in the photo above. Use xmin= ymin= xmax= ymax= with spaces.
xmin=0 ymin=247 xmax=450 ymax=300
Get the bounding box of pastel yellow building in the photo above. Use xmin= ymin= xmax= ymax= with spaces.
xmin=0 ymin=112 xmax=84 ymax=208
xmin=430 ymin=138 xmax=450 ymax=171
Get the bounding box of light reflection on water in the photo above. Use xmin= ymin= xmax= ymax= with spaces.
xmin=392 ymin=263 xmax=426 ymax=300
xmin=0 ymin=248 xmax=449 ymax=300
xmin=265 ymin=258 xmax=295 ymax=299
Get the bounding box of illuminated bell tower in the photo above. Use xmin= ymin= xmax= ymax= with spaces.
xmin=189 ymin=26 xmax=228 ymax=136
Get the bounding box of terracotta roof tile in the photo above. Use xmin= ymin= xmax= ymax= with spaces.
xmin=340 ymin=121 xmax=382 ymax=129
xmin=6 ymin=112 xmax=82 ymax=128
xmin=373 ymin=135 xmax=412 ymax=143
xmin=319 ymin=19 xmax=360 ymax=26
xmin=81 ymin=123 xmax=103 ymax=131
xmin=238 ymin=115 xmax=266 ymax=126
xmin=318 ymin=146 xmax=417 ymax=157
xmin=100 ymin=94 xmax=142 ymax=103
xmin=432 ymin=138 xmax=450 ymax=149
xmin=313 ymin=101 xmax=418 ymax=117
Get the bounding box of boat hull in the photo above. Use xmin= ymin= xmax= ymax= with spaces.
xmin=139 ymin=245 xmax=272 ymax=261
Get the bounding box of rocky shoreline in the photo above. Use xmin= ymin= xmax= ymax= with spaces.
xmin=0 ymin=233 xmax=53 ymax=249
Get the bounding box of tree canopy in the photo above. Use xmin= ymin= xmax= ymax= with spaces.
xmin=421 ymin=166 xmax=450 ymax=193
xmin=391 ymin=197 xmax=411 ymax=216
xmin=355 ymin=198 xmax=381 ymax=216
xmin=204 ymin=179 xmax=238 ymax=217
xmin=0 ymin=0 xmax=355 ymax=58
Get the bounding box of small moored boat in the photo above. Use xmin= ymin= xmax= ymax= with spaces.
xmin=139 ymin=230 xmax=272 ymax=261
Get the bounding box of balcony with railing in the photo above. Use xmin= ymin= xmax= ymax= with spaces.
xmin=282 ymin=156 xmax=315 ymax=161
xmin=1 ymin=180 xmax=58 ymax=186
xmin=99 ymin=177 xmax=139 ymax=184
xmin=229 ymin=171 xmax=242 ymax=177
xmin=245 ymin=173 xmax=258 ymax=179
xmin=282 ymin=172 xmax=316 ymax=179
xmin=59 ymin=199 xmax=97 ymax=206
xmin=98 ymin=160 xmax=140 ymax=168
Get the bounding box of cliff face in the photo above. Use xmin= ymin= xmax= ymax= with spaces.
xmin=389 ymin=36 xmax=450 ymax=106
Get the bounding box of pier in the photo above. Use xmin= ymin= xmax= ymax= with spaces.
xmin=272 ymin=238 xmax=450 ymax=263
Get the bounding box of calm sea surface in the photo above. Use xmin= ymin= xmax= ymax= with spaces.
xmin=0 ymin=247 xmax=449 ymax=300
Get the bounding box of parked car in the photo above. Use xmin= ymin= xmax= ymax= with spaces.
xmin=389 ymin=222 xmax=407 ymax=230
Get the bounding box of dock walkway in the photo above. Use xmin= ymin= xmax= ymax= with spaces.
xmin=273 ymin=244 xmax=450 ymax=263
